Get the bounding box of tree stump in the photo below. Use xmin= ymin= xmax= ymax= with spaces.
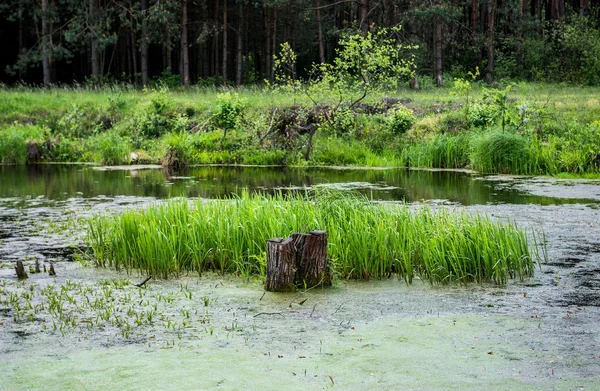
xmin=292 ymin=230 xmax=330 ymax=288
xmin=48 ymin=263 xmax=56 ymax=276
xmin=265 ymin=238 xmax=295 ymax=292
xmin=15 ymin=261 xmax=28 ymax=280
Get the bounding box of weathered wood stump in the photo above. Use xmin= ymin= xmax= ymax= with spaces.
xmin=291 ymin=230 xmax=330 ymax=288
xmin=266 ymin=231 xmax=330 ymax=292
xmin=15 ymin=261 xmax=28 ymax=280
xmin=265 ymin=238 xmax=296 ymax=292
xmin=48 ymin=263 xmax=56 ymax=276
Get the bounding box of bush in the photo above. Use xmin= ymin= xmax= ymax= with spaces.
xmin=438 ymin=111 xmax=469 ymax=134
xmin=53 ymin=137 xmax=86 ymax=162
xmin=213 ymin=92 xmax=246 ymax=130
xmin=468 ymin=102 xmax=496 ymax=129
xmin=406 ymin=117 xmax=440 ymax=140
xmin=89 ymin=131 xmax=130 ymax=165
xmin=0 ymin=127 xmax=27 ymax=164
xmin=386 ymin=106 xmax=415 ymax=135
xmin=162 ymin=131 xmax=193 ymax=168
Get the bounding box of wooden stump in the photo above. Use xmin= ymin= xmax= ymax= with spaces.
xmin=265 ymin=238 xmax=295 ymax=292
xmin=48 ymin=263 xmax=56 ymax=276
xmin=15 ymin=261 xmax=28 ymax=280
xmin=292 ymin=230 xmax=330 ymax=288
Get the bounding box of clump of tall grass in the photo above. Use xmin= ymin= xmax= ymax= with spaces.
xmin=87 ymin=191 xmax=536 ymax=284
xmin=402 ymin=134 xmax=470 ymax=168
xmin=469 ymin=131 xmax=552 ymax=175
xmin=87 ymin=130 xmax=130 ymax=165
xmin=0 ymin=124 xmax=43 ymax=164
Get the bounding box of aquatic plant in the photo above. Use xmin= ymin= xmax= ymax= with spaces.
xmin=87 ymin=191 xmax=537 ymax=284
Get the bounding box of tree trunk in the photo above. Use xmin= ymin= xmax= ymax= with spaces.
xmin=434 ymin=22 xmax=443 ymax=87
xmin=409 ymin=0 xmax=419 ymax=89
xmin=15 ymin=260 xmax=28 ymax=280
xmin=472 ymin=0 xmax=481 ymax=71
xmin=316 ymin=0 xmax=326 ymax=63
xmin=486 ymin=0 xmax=496 ymax=85
xmin=181 ymin=0 xmax=190 ymax=87
xmin=291 ymin=231 xmax=330 ymax=288
xmin=213 ymin=0 xmax=220 ymax=79
xmin=264 ymin=7 xmax=271 ymax=81
xmin=580 ymin=0 xmax=588 ymax=15
xmin=41 ymin=0 xmax=51 ymax=85
xmin=90 ymin=0 xmax=100 ymax=80
xmin=141 ymin=0 xmax=148 ymax=85
xmin=265 ymin=238 xmax=295 ymax=292
xmin=129 ymin=6 xmax=138 ymax=83
xmin=236 ymin=2 xmax=243 ymax=86
xmin=271 ymin=6 xmax=277 ymax=83
xmin=222 ymin=0 xmax=228 ymax=85
xmin=359 ymin=0 xmax=368 ymax=33
xmin=383 ymin=0 xmax=393 ymax=27
xmin=516 ymin=0 xmax=526 ymax=74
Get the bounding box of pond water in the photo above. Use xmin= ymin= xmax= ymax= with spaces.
xmin=1 ymin=164 xmax=598 ymax=265
xmin=1 ymin=164 xmax=597 ymax=205
xmin=1 ymin=164 xmax=599 ymax=390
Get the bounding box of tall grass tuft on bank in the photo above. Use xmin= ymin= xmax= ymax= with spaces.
xmin=87 ymin=191 xmax=536 ymax=284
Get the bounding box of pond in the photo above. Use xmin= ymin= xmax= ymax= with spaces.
xmin=1 ymin=164 xmax=599 ymax=390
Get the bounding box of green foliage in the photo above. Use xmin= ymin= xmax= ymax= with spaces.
xmin=162 ymin=130 xmax=192 ymax=168
xmin=403 ymin=134 xmax=470 ymax=169
xmin=311 ymin=137 xmax=374 ymax=165
xmin=386 ymin=106 xmax=415 ymax=135
xmin=307 ymin=27 xmax=415 ymax=108
xmin=87 ymin=191 xmax=536 ymax=283
xmin=271 ymin=42 xmax=301 ymax=93
xmin=437 ymin=111 xmax=469 ymax=133
xmin=88 ymin=130 xmax=130 ymax=165
xmin=522 ymin=14 xmax=600 ymax=85
xmin=152 ymin=68 xmax=181 ymax=89
xmin=320 ymin=108 xmax=357 ymax=136
xmin=0 ymin=126 xmax=28 ymax=164
xmin=470 ymin=131 xmax=536 ymax=174
xmin=213 ymin=92 xmax=246 ymax=130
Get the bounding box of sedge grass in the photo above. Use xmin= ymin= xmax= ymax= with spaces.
xmin=87 ymin=191 xmax=537 ymax=284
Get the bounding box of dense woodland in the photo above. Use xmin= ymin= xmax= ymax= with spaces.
xmin=1 ymin=0 xmax=599 ymax=87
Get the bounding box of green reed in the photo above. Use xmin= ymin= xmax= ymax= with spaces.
xmin=87 ymin=191 xmax=537 ymax=284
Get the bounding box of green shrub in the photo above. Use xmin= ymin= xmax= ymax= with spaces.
xmin=438 ymin=111 xmax=469 ymax=133
xmin=213 ymin=92 xmax=246 ymax=130
xmin=468 ymin=103 xmax=496 ymax=129
xmin=162 ymin=131 xmax=193 ymax=167
xmin=0 ymin=127 xmax=27 ymax=164
xmin=406 ymin=117 xmax=440 ymax=140
xmin=386 ymin=106 xmax=415 ymax=135
xmin=53 ymin=137 xmax=86 ymax=162
xmin=89 ymin=131 xmax=130 ymax=165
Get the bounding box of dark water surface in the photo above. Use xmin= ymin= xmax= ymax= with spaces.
xmin=0 ymin=164 xmax=596 ymax=205
xmin=1 ymin=164 xmax=598 ymax=263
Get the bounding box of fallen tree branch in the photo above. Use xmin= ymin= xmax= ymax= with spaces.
xmin=134 ymin=276 xmax=152 ymax=288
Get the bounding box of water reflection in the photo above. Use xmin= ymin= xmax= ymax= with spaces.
xmin=0 ymin=164 xmax=595 ymax=206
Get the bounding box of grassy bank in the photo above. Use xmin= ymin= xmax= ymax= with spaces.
xmin=1 ymin=83 xmax=599 ymax=175
xmin=87 ymin=191 xmax=537 ymax=284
